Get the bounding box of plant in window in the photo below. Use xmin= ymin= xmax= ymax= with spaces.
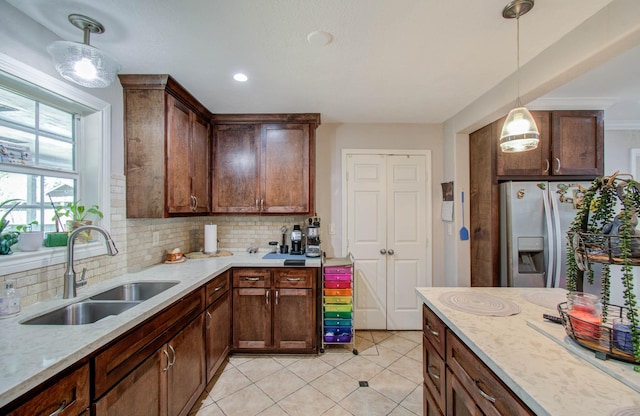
xmin=0 ymin=198 xmax=22 ymax=255
xmin=53 ymin=201 xmax=103 ymax=242
xmin=566 ymin=173 xmax=640 ymax=364
xmin=16 ymin=221 xmax=43 ymax=252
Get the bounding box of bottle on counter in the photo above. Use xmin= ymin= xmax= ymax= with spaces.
xmin=0 ymin=279 xmax=21 ymax=317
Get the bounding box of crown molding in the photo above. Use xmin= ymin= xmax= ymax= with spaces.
xmin=526 ymin=96 xmax=617 ymax=111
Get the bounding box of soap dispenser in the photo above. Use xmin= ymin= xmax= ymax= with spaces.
xmin=0 ymin=279 xmax=20 ymax=317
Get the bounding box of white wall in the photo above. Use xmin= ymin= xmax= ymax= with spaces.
xmin=315 ymin=123 xmax=446 ymax=285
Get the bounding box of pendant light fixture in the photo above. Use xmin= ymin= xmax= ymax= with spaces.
xmin=499 ymin=0 xmax=539 ymax=153
xmin=47 ymin=14 xmax=121 ymax=88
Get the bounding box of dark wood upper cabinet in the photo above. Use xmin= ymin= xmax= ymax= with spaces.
xmin=470 ymin=110 xmax=604 ymax=286
xmin=496 ymin=110 xmax=603 ymax=179
xmin=119 ymin=74 xmax=212 ymax=218
xmin=211 ymin=114 xmax=320 ymax=215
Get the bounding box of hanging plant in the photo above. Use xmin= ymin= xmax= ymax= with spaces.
xmin=566 ymin=172 xmax=640 ymax=364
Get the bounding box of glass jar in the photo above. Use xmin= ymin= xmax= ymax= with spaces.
xmin=268 ymin=241 xmax=278 ymax=253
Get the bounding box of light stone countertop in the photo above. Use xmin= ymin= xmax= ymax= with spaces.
xmin=0 ymin=252 xmax=320 ymax=407
xmin=416 ymin=287 xmax=640 ymax=416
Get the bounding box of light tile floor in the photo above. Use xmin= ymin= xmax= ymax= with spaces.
xmin=189 ymin=330 xmax=423 ymax=416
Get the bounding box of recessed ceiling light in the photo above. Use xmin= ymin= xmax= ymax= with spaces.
xmin=307 ymin=31 xmax=333 ymax=47
xmin=233 ymin=73 xmax=248 ymax=82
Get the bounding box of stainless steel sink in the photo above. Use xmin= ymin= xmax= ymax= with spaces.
xmin=89 ymin=281 xmax=179 ymax=301
xmin=21 ymin=301 xmax=140 ymax=325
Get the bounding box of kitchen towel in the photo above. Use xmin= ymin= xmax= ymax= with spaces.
xmin=204 ymin=224 xmax=217 ymax=254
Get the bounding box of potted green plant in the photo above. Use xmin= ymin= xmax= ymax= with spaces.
xmin=0 ymin=198 xmax=22 ymax=255
xmin=566 ymin=172 xmax=640 ymax=363
xmin=53 ymin=201 xmax=103 ymax=242
xmin=16 ymin=220 xmax=43 ymax=252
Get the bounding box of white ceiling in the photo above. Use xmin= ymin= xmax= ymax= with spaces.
xmin=7 ymin=0 xmax=638 ymax=125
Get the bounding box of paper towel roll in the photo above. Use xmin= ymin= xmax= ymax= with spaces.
xmin=204 ymin=224 xmax=218 ymax=254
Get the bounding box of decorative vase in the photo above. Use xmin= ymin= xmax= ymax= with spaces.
xmin=67 ymin=220 xmax=92 ymax=243
xmin=17 ymin=231 xmax=44 ymax=252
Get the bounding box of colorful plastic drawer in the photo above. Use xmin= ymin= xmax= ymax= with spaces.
xmin=324 ymin=296 xmax=352 ymax=304
xmin=324 ymin=265 xmax=352 ymax=274
xmin=324 ymin=281 xmax=351 ymax=289
xmin=323 ymin=288 xmax=352 ymax=296
xmin=324 ymin=304 xmax=352 ymax=312
xmin=324 ymin=319 xmax=353 ymax=326
xmin=324 ymin=334 xmax=353 ymax=343
xmin=324 ymin=274 xmax=351 ymax=281
xmin=324 ymin=311 xmax=352 ymax=319
xmin=324 ymin=326 xmax=351 ymax=335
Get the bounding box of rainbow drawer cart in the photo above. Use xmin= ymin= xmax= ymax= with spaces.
xmin=320 ymin=255 xmax=357 ymax=354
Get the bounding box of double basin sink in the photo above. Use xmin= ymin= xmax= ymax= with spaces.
xmin=21 ymin=281 xmax=179 ymax=325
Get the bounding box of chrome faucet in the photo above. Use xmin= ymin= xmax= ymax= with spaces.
xmin=63 ymin=225 xmax=119 ymax=299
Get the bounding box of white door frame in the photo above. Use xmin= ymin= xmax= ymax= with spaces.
xmin=341 ymin=148 xmax=433 ymax=283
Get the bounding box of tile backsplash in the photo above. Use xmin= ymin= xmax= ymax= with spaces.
xmin=1 ymin=174 xmax=309 ymax=308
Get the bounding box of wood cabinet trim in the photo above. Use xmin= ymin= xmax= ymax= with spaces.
xmin=212 ymin=113 xmax=320 ymax=126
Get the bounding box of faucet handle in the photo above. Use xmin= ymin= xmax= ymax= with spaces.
xmin=77 ymin=267 xmax=88 ymax=287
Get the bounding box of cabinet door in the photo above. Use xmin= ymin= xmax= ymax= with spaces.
xmin=273 ymin=288 xmax=315 ymax=349
xmin=424 ymin=383 xmax=444 ymax=416
xmin=94 ymin=348 xmax=166 ymax=416
xmin=233 ymin=287 xmax=272 ymax=349
xmin=191 ymin=113 xmax=210 ymax=213
xmin=205 ymin=291 xmax=231 ymax=382
xmin=167 ymin=314 xmax=206 ymax=416
xmin=212 ymin=124 xmax=261 ymax=213
xmin=496 ymin=111 xmax=551 ymax=177
xmin=261 ymin=123 xmax=311 ymax=214
xmin=446 ymin=370 xmax=483 ymax=416
xmin=551 ymin=110 xmax=604 ymax=176
xmin=423 ymin=335 xmax=446 ymax=412
xmin=7 ymin=364 xmax=89 ymax=416
xmin=167 ymin=95 xmax=193 ymax=213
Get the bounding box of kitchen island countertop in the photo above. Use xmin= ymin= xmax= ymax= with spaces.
xmin=0 ymin=252 xmax=320 ymax=407
xmin=416 ymin=287 xmax=640 ymax=416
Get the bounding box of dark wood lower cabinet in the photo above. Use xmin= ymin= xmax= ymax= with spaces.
xmin=232 ymin=268 xmax=317 ymax=352
xmin=205 ymin=290 xmax=231 ymax=382
xmin=423 ymin=383 xmax=444 ymax=416
xmin=423 ymin=305 xmax=533 ymax=416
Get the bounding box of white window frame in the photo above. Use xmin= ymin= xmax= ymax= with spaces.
xmin=0 ymin=52 xmax=111 ymax=275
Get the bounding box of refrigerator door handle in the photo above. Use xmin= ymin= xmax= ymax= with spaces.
xmin=542 ymin=189 xmax=555 ymax=288
xmin=549 ymin=190 xmax=563 ymax=288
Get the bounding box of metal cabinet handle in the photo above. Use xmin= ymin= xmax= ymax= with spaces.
xmin=425 ymin=323 xmax=439 ymax=337
xmin=244 ymin=277 xmax=260 ymax=281
xmin=543 ymin=159 xmax=550 ymax=173
xmin=275 ymin=290 xmax=279 ymax=305
xmin=168 ymin=344 xmax=176 ymax=367
xmin=162 ymin=349 xmax=170 ymax=372
xmin=206 ymin=311 xmax=212 ymax=329
xmin=380 ymin=249 xmax=387 ymax=255
xmin=387 ymin=249 xmax=395 ymax=255
xmin=475 ymin=379 xmax=496 ymax=403
xmin=285 ymin=277 xmax=301 ymax=281
xmin=554 ymin=157 xmax=561 ymax=173
xmin=427 ymin=365 xmax=440 ymax=381
xmin=266 ymin=290 xmax=269 ymax=305
xmin=48 ymin=401 xmax=67 ymax=416
xmin=261 ymin=199 xmax=264 ymax=211
xmin=255 ymin=199 xmax=259 ymax=209
xmin=214 ymin=285 xmax=224 ymax=292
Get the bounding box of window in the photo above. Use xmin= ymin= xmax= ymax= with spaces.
xmin=0 ymin=52 xmax=111 ymax=274
xmin=0 ymin=85 xmax=78 ymax=233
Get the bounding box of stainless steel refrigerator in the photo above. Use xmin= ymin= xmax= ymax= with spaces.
xmin=500 ymin=181 xmax=598 ymax=290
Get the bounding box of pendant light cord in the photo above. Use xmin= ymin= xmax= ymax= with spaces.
xmin=515 ymin=14 xmax=522 ymax=107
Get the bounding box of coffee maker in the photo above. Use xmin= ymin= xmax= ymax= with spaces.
xmin=290 ymin=225 xmax=303 ymax=255
xmin=305 ymin=217 xmax=321 ymax=257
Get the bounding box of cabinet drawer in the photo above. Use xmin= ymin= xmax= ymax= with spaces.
xmin=423 ymin=335 xmax=445 ymax=412
xmin=7 ymin=364 xmax=89 ymax=416
xmin=423 ymin=383 xmax=444 ymax=416
xmin=274 ymin=268 xmax=315 ymax=288
xmin=233 ymin=269 xmax=271 ymax=287
xmin=423 ymin=305 xmax=446 ymax=357
xmin=206 ymin=271 xmax=229 ymax=305
xmin=446 ymin=331 xmax=534 ymax=416
xmin=93 ymin=289 xmax=204 ymax=399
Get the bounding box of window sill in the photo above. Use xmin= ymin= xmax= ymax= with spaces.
xmin=0 ymin=243 xmax=108 ymax=276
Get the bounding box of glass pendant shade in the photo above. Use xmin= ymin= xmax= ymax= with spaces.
xmin=47 ymin=41 xmax=120 ymax=88
xmin=499 ymin=105 xmax=539 ymax=152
